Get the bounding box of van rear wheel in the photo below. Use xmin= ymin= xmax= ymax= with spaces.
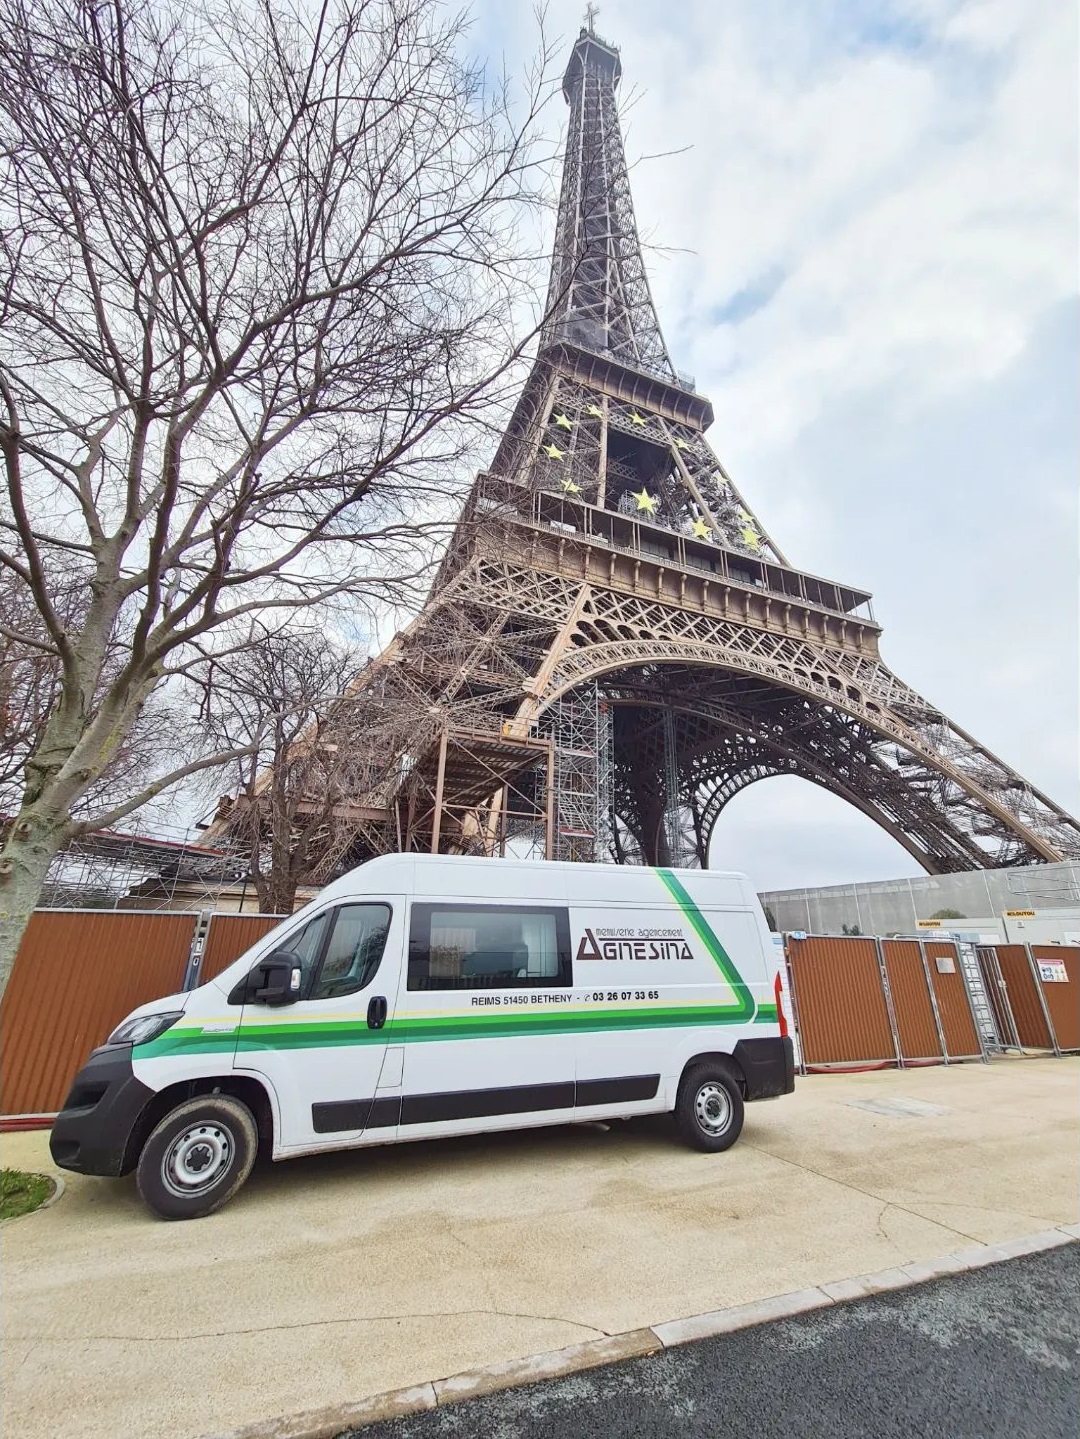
xmin=136 ymin=1095 xmax=257 ymax=1220
xmin=676 ymin=1064 xmax=744 ymax=1152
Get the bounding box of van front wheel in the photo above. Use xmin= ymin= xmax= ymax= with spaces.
xmin=136 ymin=1095 xmax=257 ymax=1220
xmin=676 ymin=1064 xmax=744 ymax=1152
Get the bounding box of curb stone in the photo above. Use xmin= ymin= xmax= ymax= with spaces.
xmin=202 ymin=1226 xmax=1079 ymax=1439
xmin=202 ymin=1384 xmax=437 ymax=1439
xmin=432 ymin=1329 xmax=660 ymax=1405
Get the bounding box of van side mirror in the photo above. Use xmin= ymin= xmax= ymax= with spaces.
xmin=241 ymin=952 xmax=302 ymax=1006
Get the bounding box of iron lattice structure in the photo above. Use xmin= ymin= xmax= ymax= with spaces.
xmin=225 ymin=21 xmax=1080 ymax=877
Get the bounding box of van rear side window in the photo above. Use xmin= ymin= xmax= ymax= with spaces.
xmin=408 ymin=904 xmax=572 ymax=990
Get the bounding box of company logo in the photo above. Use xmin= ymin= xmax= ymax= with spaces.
xmin=575 ymin=927 xmax=694 ymax=963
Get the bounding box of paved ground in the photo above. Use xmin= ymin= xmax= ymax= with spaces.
xmin=350 ymin=1246 xmax=1080 ymax=1439
xmin=1 ymin=1059 xmax=1077 ymax=1439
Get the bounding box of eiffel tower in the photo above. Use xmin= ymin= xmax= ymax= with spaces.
xmin=246 ymin=19 xmax=1080 ymax=879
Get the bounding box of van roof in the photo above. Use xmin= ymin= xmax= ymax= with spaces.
xmin=318 ymin=854 xmax=751 ymax=897
xmin=363 ymin=853 xmax=746 ymax=878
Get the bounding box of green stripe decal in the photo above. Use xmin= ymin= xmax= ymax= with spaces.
xmin=654 ymin=869 xmax=755 ymax=1021
xmin=135 ymin=998 xmax=776 ymax=1059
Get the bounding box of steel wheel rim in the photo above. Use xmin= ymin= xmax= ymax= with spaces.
xmin=694 ymin=1083 xmax=732 ymax=1135
xmin=162 ymin=1122 xmax=234 ymax=1197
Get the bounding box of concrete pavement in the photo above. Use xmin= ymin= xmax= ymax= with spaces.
xmin=1 ymin=1058 xmax=1077 ymax=1439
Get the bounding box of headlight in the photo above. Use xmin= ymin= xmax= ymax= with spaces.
xmin=108 ymin=1011 xmax=184 ymax=1046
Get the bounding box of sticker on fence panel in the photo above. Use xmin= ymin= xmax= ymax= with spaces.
xmin=1038 ymin=962 xmax=1068 ymax=984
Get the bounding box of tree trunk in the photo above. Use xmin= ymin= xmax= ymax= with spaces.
xmin=0 ymin=805 xmax=72 ymax=999
xmin=264 ymin=873 xmax=299 ymax=917
xmin=250 ymin=861 xmax=297 ymax=917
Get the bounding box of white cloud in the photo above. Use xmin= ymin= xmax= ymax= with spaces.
xmin=624 ymin=0 xmax=1077 ymax=458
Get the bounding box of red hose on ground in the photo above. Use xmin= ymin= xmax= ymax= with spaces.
xmin=804 ymin=1061 xmax=896 ymax=1074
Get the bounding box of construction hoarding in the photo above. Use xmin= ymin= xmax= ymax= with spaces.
xmin=1 ymin=910 xmax=281 ymax=1116
xmin=1 ymin=912 xmax=1076 ymax=1117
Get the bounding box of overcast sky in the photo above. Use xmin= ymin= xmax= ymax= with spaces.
xmin=468 ymin=0 xmax=1078 ymax=892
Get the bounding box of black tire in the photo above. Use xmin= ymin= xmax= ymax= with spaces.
xmin=675 ymin=1063 xmax=745 ymax=1153
xmin=136 ymin=1094 xmax=258 ymax=1220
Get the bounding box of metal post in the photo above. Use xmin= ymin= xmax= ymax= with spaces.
xmin=1023 ymin=944 xmax=1061 ymax=1055
xmin=917 ymin=940 xmax=949 ymax=1065
xmin=874 ymin=937 xmax=904 ymax=1068
xmin=182 ymin=910 xmax=212 ymax=992
xmin=430 ymin=731 xmax=449 ymax=854
xmin=544 ymin=741 xmax=556 ymax=860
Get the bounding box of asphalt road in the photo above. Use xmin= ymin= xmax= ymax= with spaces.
xmin=346 ymin=1245 xmax=1080 ymax=1439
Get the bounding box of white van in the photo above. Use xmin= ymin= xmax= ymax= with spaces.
xmin=51 ymin=856 xmax=794 ymax=1219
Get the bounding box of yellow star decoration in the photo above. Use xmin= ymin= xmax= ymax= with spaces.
xmin=552 ymin=412 xmax=573 ymax=430
xmin=542 ymin=442 xmax=566 ymax=461
xmin=741 ymin=524 xmax=761 ymax=550
xmin=692 ymin=519 xmax=711 ymax=540
xmin=629 ymin=411 xmax=647 ymax=426
xmin=561 ymin=477 xmax=582 ymax=494
xmin=633 ymin=488 xmax=658 ymax=515
xmin=674 ymin=437 xmax=690 ymax=450
xmin=585 ymin=403 xmax=604 ymax=419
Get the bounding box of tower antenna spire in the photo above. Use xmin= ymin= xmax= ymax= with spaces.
xmin=584 ymin=2 xmax=599 ymax=35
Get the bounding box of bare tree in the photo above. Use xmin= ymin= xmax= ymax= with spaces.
xmin=0 ymin=567 xmax=183 ymax=822
xmin=193 ymin=622 xmax=386 ymax=915
xmin=0 ymin=0 xmax=556 ymax=991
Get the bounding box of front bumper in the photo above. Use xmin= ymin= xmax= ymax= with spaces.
xmin=734 ymin=1036 xmax=795 ymax=1100
xmin=50 ymin=1045 xmax=156 ymax=1177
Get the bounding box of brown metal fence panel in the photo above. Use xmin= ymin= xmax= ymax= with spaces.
xmin=0 ymin=910 xmax=196 ymax=1116
xmin=1029 ymin=946 xmax=1080 ymax=1052
xmin=923 ymin=942 xmax=981 ymax=1058
xmin=200 ymin=914 xmax=286 ymax=985
xmin=786 ymin=936 xmax=896 ymax=1067
xmin=992 ymin=945 xmax=1054 ymax=1049
xmin=881 ymin=941 xmax=941 ymax=1061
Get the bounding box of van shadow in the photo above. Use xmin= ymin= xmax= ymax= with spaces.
xmin=247 ymin=1112 xmax=681 ymax=1203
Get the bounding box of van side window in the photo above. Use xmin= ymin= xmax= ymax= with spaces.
xmin=309 ymin=904 xmax=392 ymax=1001
xmin=408 ymin=904 xmax=571 ymax=991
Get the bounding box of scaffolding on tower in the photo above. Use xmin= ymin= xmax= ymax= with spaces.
xmin=541 ymin=684 xmax=614 ymax=863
